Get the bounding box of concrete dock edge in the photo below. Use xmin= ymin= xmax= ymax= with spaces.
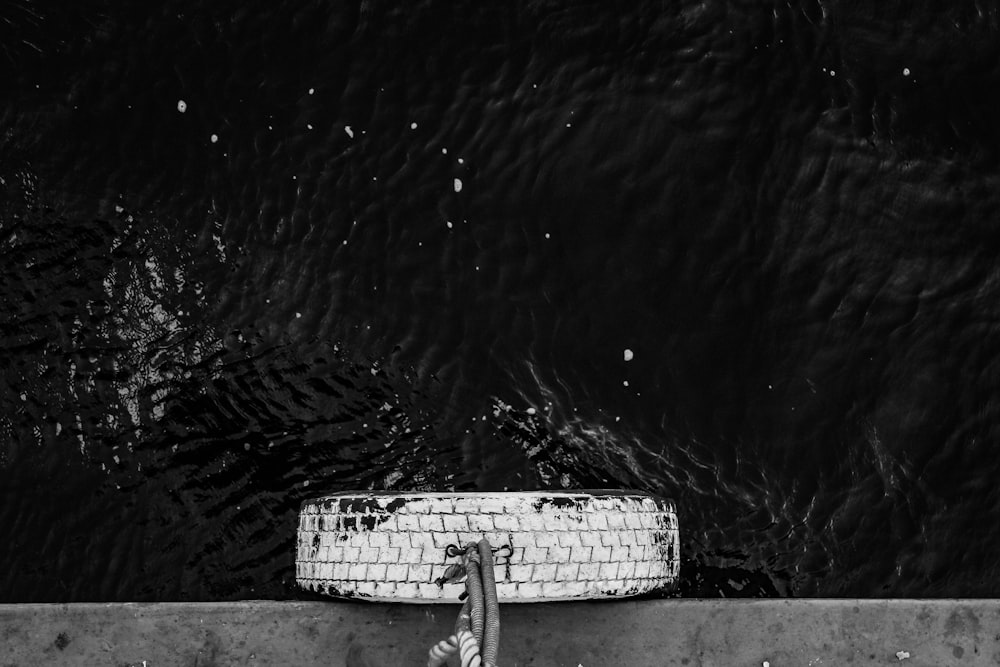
xmin=1 ymin=599 xmax=998 ymax=666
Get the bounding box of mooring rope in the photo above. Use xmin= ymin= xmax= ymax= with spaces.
xmin=476 ymin=539 xmax=499 ymax=667
xmin=427 ymin=538 xmax=500 ymax=667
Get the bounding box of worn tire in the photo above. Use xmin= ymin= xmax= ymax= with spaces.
xmin=296 ymin=490 xmax=679 ymax=603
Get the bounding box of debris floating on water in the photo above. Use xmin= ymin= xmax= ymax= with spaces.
xmin=345 ymin=126 xmax=354 ymax=138
xmin=902 ymin=67 xmax=911 ymax=76
xmin=308 ymin=88 xmax=315 ymax=95
xmin=176 ymin=100 xmax=187 ymax=113
xmin=210 ymin=134 xmax=218 ymax=143
xmin=453 ymin=178 xmax=463 ymax=193
xmin=410 ymin=122 xmax=418 ymax=129
xmin=896 ymin=651 xmax=911 ymax=661
xmin=624 ymin=348 xmax=634 ymax=361
xmin=526 ymin=407 xmax=536 ymax=415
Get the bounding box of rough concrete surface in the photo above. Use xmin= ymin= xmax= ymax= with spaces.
xmin=1 ymin=599 xmax=998 ymax=666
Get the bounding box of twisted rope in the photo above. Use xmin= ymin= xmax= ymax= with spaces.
xmin=427 ymin=538 xmax=501 ymax=667
xmin=477 ymin=540 xmax=499 ymax=667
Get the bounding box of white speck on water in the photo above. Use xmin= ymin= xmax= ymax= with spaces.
xmin=623 ymin=380 xmax=629 ymax=387
xmin=212 ymin=234 xmax=226 ymax=259
xmin=308 ymin=88 xmax=315 ymax=94
xmin=903 ymin=67 xmax=911 ymax=76
xmin=830 ymin=70 xmax=836 ymax=76
xmin=533 ymin=84 xmax=537 ymax=88
xmin=345 ymin=126 xmax=354 ymax=138
xmin=768 ymin=384 xmax=773 ymax=389
xmin=615 ymin=416 xmax=621 ymax=422
xmin=442 ymin=148 xmax=448 ymax=154
xmin=447 ymin=221 xmax=453 ymax=229
xmin=268 ymin=125 xmax=272 ymax=130
xmin=303 ymin=480 xmax=310 ymax=487
xmin=176 ymin=100 xmax=187 ymax=113
xmin=526 ymin=407 xmax=536 ymax=415
xmin=624 ymin=348 xmax=634 ymax=361
xmin=545 ymin=232 xmax=551 ymax=239
xmin=566 ymin=123 xmax=572 ymax=127
xmin=453 ymin=178 xmax=463 ymax=192
xmin=410 ymin=122 xmax=418 ymax=129
xmin=296 ymin=312 xmax=302 ymax=318
xmin=115 ymin=205 xmax=124 ymax=213
xmin=895 ymin=651 xmax=910 ymax=661
xmin=457 ymin=158 xmax=464 ymax=164
xmin=307 ymin=124 xmax=313 ymax=130
xmin=292 ymin=175 xmax=296 ymax=180
xmin=763 ymin=662 xmax=770 ymax=667
xmin=210 ymin=134 xmax=218 ymax=143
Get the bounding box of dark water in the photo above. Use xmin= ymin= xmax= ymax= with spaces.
xmin=3 ymin=0 xmax=1000 ymax=601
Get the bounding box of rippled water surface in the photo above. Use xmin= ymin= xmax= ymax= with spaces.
xmin=3 ymin=1 xmax=1000 ymax=601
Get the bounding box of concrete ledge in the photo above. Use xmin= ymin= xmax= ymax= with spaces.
xmin=1 ymin=599 xmax=998 ymax=666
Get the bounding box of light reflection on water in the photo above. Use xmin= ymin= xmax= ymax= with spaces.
xmin=3 ymin=1 xmax=1000 ymax=601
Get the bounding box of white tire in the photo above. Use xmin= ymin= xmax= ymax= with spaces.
xmin=296 ymin=490 xmax=679 ymax=603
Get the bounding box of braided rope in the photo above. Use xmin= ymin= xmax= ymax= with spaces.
xmin=426 ymin=538 xmax=500 ymax=667
xmin=464 ymin=546 xmax=485 ymax=648
xmin=454 ymin=597 xmax=481 ymax=667
xmin=477 ymin=540 xmax=500 ymax=667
